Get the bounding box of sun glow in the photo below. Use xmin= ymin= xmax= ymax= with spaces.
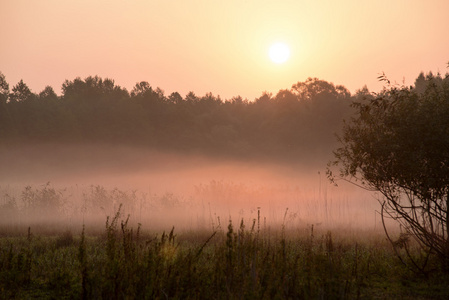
xmin=269 ymin=43 xmax=290 ymax=64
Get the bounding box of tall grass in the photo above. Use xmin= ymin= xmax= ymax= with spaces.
xmin=1 ymin=210 xmax=448 ymax=299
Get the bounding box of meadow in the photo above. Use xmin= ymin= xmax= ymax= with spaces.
xmin=1 ymin=210 xmax=449 ymax=299
xmin=1 ymin=183 xmax=449 ymax=299
xmin=1 ymin=147 xmax=448 ymax=299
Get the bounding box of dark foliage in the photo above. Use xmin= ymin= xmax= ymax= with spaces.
xmin=0 ymin=73 xmax=354 ymax=163
xmin=329 ymin=72 xmax=449 ymax=274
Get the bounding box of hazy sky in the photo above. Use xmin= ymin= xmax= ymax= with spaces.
xmin=1 ymin=0 xmax=448 ymax=100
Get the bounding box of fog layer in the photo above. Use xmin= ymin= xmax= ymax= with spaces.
xmin=0 ymin=143 xmax=379 ymax=233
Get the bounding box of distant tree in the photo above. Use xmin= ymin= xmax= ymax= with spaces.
xmin=9 ymin=79 xmax=35 ymax=102
xmin=130 ymin=81 xmax=152 ymax=97
xmin=353 ymin=85 xmax=372 ymax=101
xmin=275 ymin=89 xmax=298 ymax=106
xmin=254 ymin=92 xmax=273 ymax=106
xmin=0 ymin=72 xmax=12 ymax=137
xmin=62 ymin=76 xmax=128 ymax=101
xmin=185 ymin=91 xmax=199 ymax=104
xmin=167 ymin=92 xmax=183 ymax=104
xmin=131 ymin=81 xmax=165 ymax=106
xmin=198 ymin=92 xmax=222 ymax=111
xmin=39 ymin=86 xmax=58 ymax=101
xmin=154 ymin=87 xmax=166 ymax=100
xmin=328 ymin=72 xmax=449 ymax=274
xmin=0 ymin=71 xmax=9 ymax=103
xmin=414 ymin=72 xmax=427 ymax=94
xmin=60 ymin=76 xmax=130 ymax=141
xmin=291 ymin=77 xmax=350 ymax=101
xmin=226 ymin=95 xmax=248 ymax=106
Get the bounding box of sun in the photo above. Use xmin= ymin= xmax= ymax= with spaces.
xmin=269 ymin=42 xmax=290 ymax=64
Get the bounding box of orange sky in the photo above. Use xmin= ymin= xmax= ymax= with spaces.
xmin=1 ymin=0 xmax=448 ymax=100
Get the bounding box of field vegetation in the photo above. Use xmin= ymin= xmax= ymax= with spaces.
xmin=0 ymin=183 xmax=448 ymax=299
xmin=1 ymin=206 xmax=449 ymax=299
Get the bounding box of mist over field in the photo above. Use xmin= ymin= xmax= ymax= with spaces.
xmin=0 ymin=142 xmax=379 ymax=234
xmin=0 ymin=75 xmax=400 ymax=234
xmin=0 ymin=74 xmax=392 ymax=235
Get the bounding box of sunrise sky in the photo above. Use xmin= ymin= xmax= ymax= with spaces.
xmin=1 ymin=0 xmax=448 ymax=100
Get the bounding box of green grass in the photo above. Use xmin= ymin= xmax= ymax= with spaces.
xmin=1 ymin=213 xmax=449 ymax=299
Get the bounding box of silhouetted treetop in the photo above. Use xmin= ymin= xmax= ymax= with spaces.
xmin=0 ymin=72 xmax=9 ymax=104
xmin=39 ymin=86 xmax=58 ymax=101
xmin=62 ymin=76 xmax=129 ymax=101
xmin=291 ymin=77 xmax=351 ymax=101
xmin=10 ymin=80 xmax=35 ymax=103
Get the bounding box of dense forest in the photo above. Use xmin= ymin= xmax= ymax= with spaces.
xmin=0 ymin=73 xmax=361 ymax=163
xmin=3 ymin=72 xmax=441 ymax=163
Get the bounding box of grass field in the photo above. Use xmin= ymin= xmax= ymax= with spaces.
xmin=1 ymin=209 xmax=449 ymax=299
xmin=1 ymin=182 xmax=449 ymax=299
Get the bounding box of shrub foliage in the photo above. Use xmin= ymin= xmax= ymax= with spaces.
xmin=329 ymin=72 xmax=449 ymax=274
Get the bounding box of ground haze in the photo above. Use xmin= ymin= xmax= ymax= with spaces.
xmin=0 ymin=143 xmax=379 ymax=234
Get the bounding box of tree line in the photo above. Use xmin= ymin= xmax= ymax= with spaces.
xmin=0 ymin=72 xmax=366 ymax=162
